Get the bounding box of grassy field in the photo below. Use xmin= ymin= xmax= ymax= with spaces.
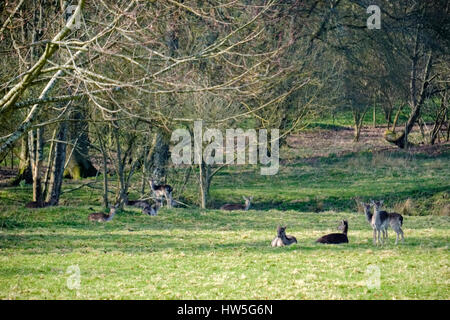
xmin=0 ymin=143 xmax=449 ymax=299
xmin=0 ymin=206 xmax=448 ymax=299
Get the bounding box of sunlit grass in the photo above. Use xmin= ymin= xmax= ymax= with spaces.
xmin=0 ymin=206 xmax=448 ymax=299
xmin=0 ymin=147 xmax=448 ymax=299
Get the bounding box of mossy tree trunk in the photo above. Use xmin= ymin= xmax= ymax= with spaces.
xmin=11 ymin=136 xmax=32 ymax=185
xmin=64 ymin=108 xmax=97 ymax=179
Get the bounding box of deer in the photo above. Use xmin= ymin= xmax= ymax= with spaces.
xmin=125 ymin=192 xmax=151 ymax=209
xmin=369 ymin=199 xmax=390 ymax=245
xmin=361 ymin=201 xmax=387 ymax=241
xmin=271 ymin=225 xmax=297 ymax=247
xmin=316 ymin=220 xmax=349 ymax=244
xmin=371 ymin=200 xmax=404 ymax=245
xmin=149 ymin=179 xmax=173 ymax=208
xmin=88 ymin=204 xmax=118 ymax=222
xmin=142 ymin=200 xmax=161 ymax=216
xmin=220 ymin=196 xmax=253 ymax=211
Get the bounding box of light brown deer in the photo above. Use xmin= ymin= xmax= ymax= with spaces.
xmin=220 ymin=196 xmax=253 ymax=211
xmin=271 ymin=225 xmax=297 ymax=247
xmin=371 ymin=200 xmax=404 ymax=245
xmin=88 ymin=205 xmax=118 ymax=222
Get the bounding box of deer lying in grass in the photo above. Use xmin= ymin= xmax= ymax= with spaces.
xmin=25 ymin=201 xmax=50 ymax=208
xmin=371 ymin=200 xmax=404 ymax=245
xmin=149 ymin=179 xmax=173 ymax=208
xmin=271 ymin=225 xmax=297 ymax=247
xmin=142 ymin=201 xmax=161 ymax=216
xmin=126 ymin=193 xmax=151 ymax=209
xmin=220 ymin=196 xmax=253 ymax=211
xmin=316 ymin=220 xmax=349 ymax=244
xmin=88 ymin=205 xmax=118 ymax=222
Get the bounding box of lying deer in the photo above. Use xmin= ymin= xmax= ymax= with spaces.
xmin=88 ymin=205 xmax=118 ymax=222
xmin=220 ymin=196 xmax=253 ymax=211
xmin=149 ymin=179 xmax=173 ymax=208
xmin=126 ymin=193 xmax=151 ymax=209
xmin=371 ymin=200 xmax=404 ymax=245
xmin=316 ymin=220 xmax=349 ymax=244
xmin=271 ymin=225 xmax=297 ymax=247
xmin=142 ymin=201 xmax=161 ymax=216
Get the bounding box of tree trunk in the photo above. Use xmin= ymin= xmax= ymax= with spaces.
xmin=385 ymin=30 xmax=433 ymax=148
xmin=199 ymin=162 xmax=211 ymax=209
xmin=42 ymin=127 xmax=58 ymax=198
xmin=29 ymin=128 xmax=44 ymax=205
xmin=64 ymin=108 xmax=97 ymax=179
xmin=391 ymin=104 xmax=404 ymax=133
xmin=94 ymin=125 xmax=109 ymax=208
xmin=150 ymin=131 xmax=169 ymax=183
xmin=430 ymin=93 xmax=448 ymax=145
xmin=353 ymin=108 xmax=368 ymax=142
xmin=46 ymin=122 xmax=67 ymax=205
xmin=373 ymin=103 xmax=376 ymax=128
xmin=10 ymin=136 xmax=32 ymax=185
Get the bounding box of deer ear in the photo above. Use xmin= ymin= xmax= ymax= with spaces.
xmin=380 ymin=200 xmax=384 ymax=205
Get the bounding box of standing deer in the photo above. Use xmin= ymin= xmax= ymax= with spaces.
xmin=316 ymin=220 xmax=349 ymax=244
xmin=271 ymin=225 xmax=297 ymax=247
xmin=149 ymin=179 xmax=173 ymax=208
xmin=371 ymin=200 xmax=404 ymax=245
xmin=220 ymin=196 xmax=253 ymax=211
xmin=361 ymin=201 xmax=387 ymax=241
xmin=369 ymin=200 xmax=389 ymax=245
xmin=88 ymin=205 xmax=118 ymax=222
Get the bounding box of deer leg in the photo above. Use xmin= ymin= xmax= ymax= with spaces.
xmin=373 ymin=229 xmax=377 ymax=245
xmin=167 ymin=191 xmax=173 ymax=208
xmin=400 ymin=228 xmax=404 ymax=243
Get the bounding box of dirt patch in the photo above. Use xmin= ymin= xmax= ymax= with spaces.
xmin=285 ymin=125 xmax=449 ymax=159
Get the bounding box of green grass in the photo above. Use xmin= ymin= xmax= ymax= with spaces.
xmin=0 ymin=146 xmax=449 ymax=299
xmin=0 ymin=206 xmax=448 ymax=299
xmin=204 ymin=148 xmax=450 ymax=215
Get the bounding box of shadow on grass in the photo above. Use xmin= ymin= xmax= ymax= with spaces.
xmin=244 ymin=184 xmax=450 ymax=213
xmin=0 ymin=225 xmax=447 ymax=256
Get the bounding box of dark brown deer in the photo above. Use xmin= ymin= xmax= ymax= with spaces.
xmin=142 ymin=200 xmax=161 ymax=216
xmin=25 ymin=201 xmax=49 ymax=208
xmin=220 ymin=196 xmax=252 ymax=211
xmin=271 ymin=225 xmax=297 ymax=247
xmin=125 ymin=192 xmax=151 ymax=209
xmin=316 ymin=220 xmax=349 ymax=244
xmin=88 ymin=205 xmax=118 ymax=222
xmin=149 ymin=179 xmax=173 ymax=208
